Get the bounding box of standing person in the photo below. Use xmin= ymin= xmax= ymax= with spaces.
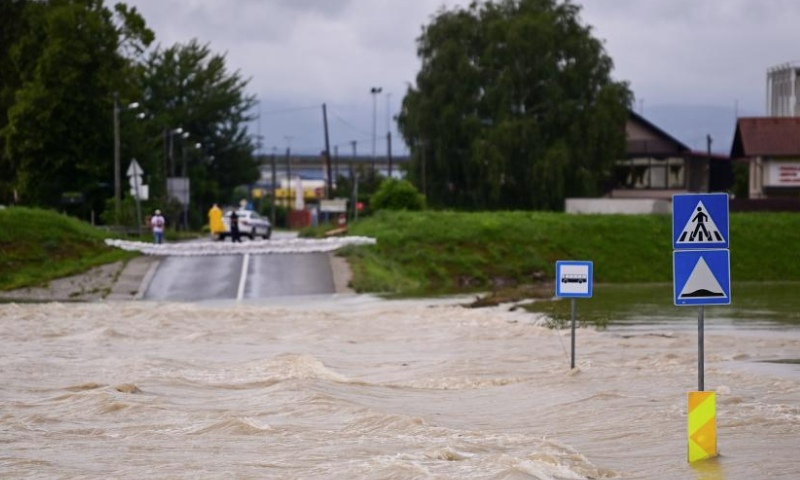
xmin=208 ymin=203 xmax=224 ymax=241
xmin=229 ymin=209 xmax=241 ymax=243
xmin=151 ymin=209 xmax=166 ymax=244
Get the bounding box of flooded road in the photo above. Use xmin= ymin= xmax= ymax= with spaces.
xmin=1 ymin=297 xmax=799 ymax=479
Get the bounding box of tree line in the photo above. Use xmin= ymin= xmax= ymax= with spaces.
xmin=0 ymin=0 xmax=257 ymax=226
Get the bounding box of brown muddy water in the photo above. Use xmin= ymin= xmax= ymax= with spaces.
xmin=1 ymin=296 xmax=799 ymax=479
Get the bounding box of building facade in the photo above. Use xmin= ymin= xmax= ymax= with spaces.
xmin=731 ymin=117 xmax=800 ymax=199
xmin=610 ymin=111 xmax=731 ymax=199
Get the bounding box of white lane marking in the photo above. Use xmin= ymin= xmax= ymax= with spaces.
xmin=237 ymin=253 xmax=250 ymax=301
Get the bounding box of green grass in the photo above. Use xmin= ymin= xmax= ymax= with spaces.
xmin=0 ymin=207 xmax=137 ymax=291
xmin=340 ymin=210 xmax=800 ymax=295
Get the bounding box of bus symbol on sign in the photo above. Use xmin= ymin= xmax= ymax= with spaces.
xmin=561 ymin=274 xmax=587 ymax=284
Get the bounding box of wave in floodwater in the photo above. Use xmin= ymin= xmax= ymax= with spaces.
xmin=105 ymin=236 xmax=376 ymax=256
xmin=1 ymin=299 xmax=799 ymax=479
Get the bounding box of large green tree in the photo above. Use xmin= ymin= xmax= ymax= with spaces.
xmin=0 ymin=0 xmax=38 ymax=202
xmin=139 ymin=39 xmax=258 ymax=227
xmin=398 ymin=0 xmax=632 ymax=210
xmin=0 ymin=0 xmax=153 ymax=212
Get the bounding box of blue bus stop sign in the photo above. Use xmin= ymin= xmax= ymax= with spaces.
xmin=673 ymin=193 xmax=729 ymax=250
xmin=556 ymin=261 xmax=593 ymax=298
xmin=673 ymin=250 xmax=731 ymax=306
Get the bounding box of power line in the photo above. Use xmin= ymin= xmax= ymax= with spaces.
xmin=333 ymin=136 xmax=372 ymax=150
xmin=259 ymin=105 xmax=320 ymax=116
xmin=329 ymin=110 xmax=373 ymax=137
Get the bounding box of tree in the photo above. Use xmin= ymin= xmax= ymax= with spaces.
xmin=371 ymin=179 xmax=425 ymax=211
xmin=398 ymin=0 xmax=632 ymax=210
xmin=0 ymin=0 xmax=153 ymax=213
xmin=139 ymin=39 xmax=258 ymax=227
xmin=0 ymin=0 xmax=39 ymax=203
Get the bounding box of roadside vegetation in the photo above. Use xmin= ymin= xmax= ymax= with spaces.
xmin=0 ymin=208 xmax=136 ymax=291
xmin=333 ymin=210 xmax=800 ymax=296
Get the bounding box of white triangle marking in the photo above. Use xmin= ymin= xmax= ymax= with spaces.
xmin=677 ymin=201 xmax=725 ymax=244
xmin=679 ymin=257 xmax=727 ymax=299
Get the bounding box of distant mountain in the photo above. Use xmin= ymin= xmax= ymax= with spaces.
xmin=639 ymin=104 xmax=759 ymax=155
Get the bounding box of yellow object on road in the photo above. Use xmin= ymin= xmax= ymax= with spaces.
xmin=208 ymin=205 xmax=224 ymax=234
xmin=688 ymin=391 xmax=717 ymax=463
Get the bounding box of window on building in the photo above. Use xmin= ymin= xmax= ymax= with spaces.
xmin=668 ymin=158 xmax=685 ymax=188
xmin=614 ymin=157 xmax=686 ymax=189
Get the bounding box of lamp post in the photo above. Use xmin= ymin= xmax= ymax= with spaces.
xmin=370 ymin=87 xmax=382 ymax=173
xmin=180 ymin=130 xmax=190 ymax=177
xmin=113 ymin=93 xmax=143 ymax=223
xmin=167 ymin=127 xmax=183 ymax=177
xmin=180 ymin=131 xmax=190 ymax=230
xmin=165 ymin=127 xmax=189 ymax=229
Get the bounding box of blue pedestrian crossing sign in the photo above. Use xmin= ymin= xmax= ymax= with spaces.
xmin=673 ymin=250 xmax=731 ymax=306
xmin=556 ymin=261 xmax=593 ymax=298
xmin=673 ymin=193 xmax=729 ymax=250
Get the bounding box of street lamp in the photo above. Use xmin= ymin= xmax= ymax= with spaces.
xmin=167 ymin=127 xmax=187 ymax=177
xmin=370 ymin=87 xmax=382 ymax=169
xmin=113 ymin=92 xmax=144 ymax=223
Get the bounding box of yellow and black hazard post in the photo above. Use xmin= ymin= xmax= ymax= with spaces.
xmin=688 ymin=391 xmax=717 ymax=462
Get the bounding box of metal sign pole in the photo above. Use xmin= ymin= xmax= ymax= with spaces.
xmin=571 ymin=298 xmax=577 ymax=369
xmin=133 ymin=176 xmax=142 ymax=238
xmin=698 ymin=306 xmax=704 ymax=391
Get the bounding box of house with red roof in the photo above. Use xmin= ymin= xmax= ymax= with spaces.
xmin=731 ymin=117 xmax=800 ymax=199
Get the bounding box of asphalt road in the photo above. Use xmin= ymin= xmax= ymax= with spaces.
xmin=143 ymin=252 xmax=336 ymax=301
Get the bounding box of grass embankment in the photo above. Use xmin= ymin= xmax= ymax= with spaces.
xmin=336 ymin=210 xmax=800 ymax=295
xmin=0 ymin=208 xmax=136 ymax=291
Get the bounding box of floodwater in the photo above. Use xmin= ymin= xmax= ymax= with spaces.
xmin=527 ymin=282 xmax=800 ymax=331
xmin=1 ymin=295 xmax=799 ymax=479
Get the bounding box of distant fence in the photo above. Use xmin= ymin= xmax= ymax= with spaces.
xmin=565 ymin=198 xmax=671 ymax=215
xmin=731 ymin=199 xmax=800 ymax=212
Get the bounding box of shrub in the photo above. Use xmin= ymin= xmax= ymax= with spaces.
xmin=370 ymin=179 xmax=425 ymax=212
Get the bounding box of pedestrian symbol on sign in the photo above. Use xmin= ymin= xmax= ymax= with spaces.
xmin=677 ymin=201 xmax=725 ymax=245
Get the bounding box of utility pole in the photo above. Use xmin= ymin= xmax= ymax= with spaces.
xmin=181 ymin=137 xmax=188 ymax=230
xmin=322 ymin=103 xmax=333 ymax=199
xmin=168 ymin=131 xmax=174 ymax=177
xmin=351 ymin=140 xmax=357 ymax=220
xmin=285 ymin=146 xmax=292 ymax=210
xmin=270 ymin=148 xmax=277 ymax=226
xmin=163 ymin=128 xmax=168 ymax=199
xmin=706 ymin=134 xmax=713 ymax=193
xmin=370 ymin=87 xmax=382 ymax=175
xmin=387 ymin=132 xmax=393 ymax=178
xmin=334 ymin=145 xmax=339 ymax=180
xmin=283 ymin=136 xmax=293 ymax=211
xmin=386 ymin=92 xmax=392 ymax=177
xmin=113 ymin=92 xmax=121 ymax=223
xmin=420 ymin=140 xmax=427 ymax=199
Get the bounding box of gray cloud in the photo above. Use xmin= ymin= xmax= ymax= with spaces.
xmin=123 ymin=0 xmax=800 ymax=153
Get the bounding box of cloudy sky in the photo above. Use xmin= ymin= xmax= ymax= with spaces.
xmin=124 ymin=0 xmax=800 ymax=154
